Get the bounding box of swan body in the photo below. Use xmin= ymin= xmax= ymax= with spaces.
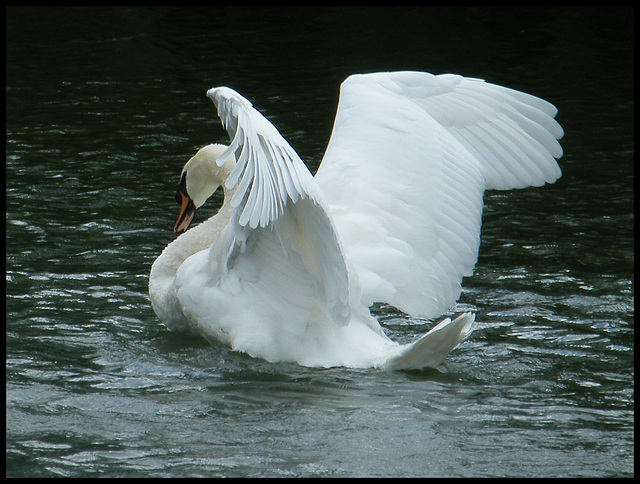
xmin=149 ymin=71 xmax=563 ymax=370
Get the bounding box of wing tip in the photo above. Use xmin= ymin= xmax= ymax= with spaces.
xmin=207 ymin=86 xmax=253 ymax=110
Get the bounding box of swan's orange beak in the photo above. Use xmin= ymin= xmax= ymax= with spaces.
xmin=174 ymin=187 xmax=196 ymax=234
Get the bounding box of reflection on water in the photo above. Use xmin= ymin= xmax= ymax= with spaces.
xmin=7 ymin=6 xmax=633 ymax=477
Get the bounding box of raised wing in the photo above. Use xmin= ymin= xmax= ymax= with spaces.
xmin=314 ymin=71 xmax=563 ymax=319
xmin=207 ymin=87 xmax=324 ymax=229
xmin=194 ymin=87 xmax=350 ymax=331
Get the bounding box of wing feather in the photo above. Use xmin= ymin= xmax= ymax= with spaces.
xmin=315 ymin=71 xmax=563 ymax=318
xmin=203 ymin=87 xmax=350 ymax=328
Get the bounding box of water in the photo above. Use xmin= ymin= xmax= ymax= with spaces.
xmin=6 ymin=7 xmax=633 ymax=477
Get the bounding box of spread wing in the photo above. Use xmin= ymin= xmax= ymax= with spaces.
xmin=314 ymin=71 xmax=563 ymax=319
xmin=175 ymin=87 xmax=350 ymax=359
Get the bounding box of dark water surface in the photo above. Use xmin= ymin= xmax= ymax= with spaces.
xmin=6 ymin=7 xmax=633 ymax=477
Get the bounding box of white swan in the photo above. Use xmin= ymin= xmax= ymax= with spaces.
xmin=149 ymin=71 xmax=563 ymax=370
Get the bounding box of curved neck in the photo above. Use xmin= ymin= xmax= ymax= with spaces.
xmin=149 ymin=183 xmax=236 ymax=296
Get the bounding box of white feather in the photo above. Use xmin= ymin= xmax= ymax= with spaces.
xmin=149 ymin=71 xmax=563 ymax=369
xmin=315 ymin=71 xmax=563 ymax=318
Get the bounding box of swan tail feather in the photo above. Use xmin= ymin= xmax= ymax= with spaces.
xmin=381 ymin=312 xmax=476 ymax=371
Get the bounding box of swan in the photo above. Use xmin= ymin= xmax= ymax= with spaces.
xmin=149 ymin=71 xmax=563 ymax=370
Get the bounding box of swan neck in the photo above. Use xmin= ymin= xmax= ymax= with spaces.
xmin=151 ymin=183 xmax=236 ymax=285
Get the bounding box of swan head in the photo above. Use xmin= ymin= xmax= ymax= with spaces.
xmin=174 ymin=143 xmax=234 ymax=234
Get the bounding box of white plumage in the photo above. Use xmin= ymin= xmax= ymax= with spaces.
xmin=149 ymin=71 xmax=563 ymax=370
